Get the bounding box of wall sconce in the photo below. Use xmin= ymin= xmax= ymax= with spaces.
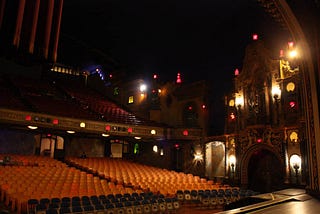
xmin=193 ymin=152 xmax=203 ymax=162
xmin=229 ymin=155 xmax=236 ymax=170
xmin=160 ymin=148 xmax=164 ymax=156
xmin=290 ymin=154 xmax=301 ymax=184
xmin=229 ymin=155 xmax=236 ymax=183
xmin=272 ymin=85 xmax=281 ymax=125
xmin=272 ymin=85 xmax=281 ymax=101
xmin=235 ymin=93 xmax=244 ymax=108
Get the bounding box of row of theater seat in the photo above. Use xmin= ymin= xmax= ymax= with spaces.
xmin=1 ymin=155 xmax=246 ymax=213
xmin=176 ymin=188 xmax=258 ymax=208
xmin=28 ymin=193 xmax=180 ymax=214
xmin=66 ymin=157 xmax=231 ymax=196
xmin=0 ymin=156 xmax=135 ymax=213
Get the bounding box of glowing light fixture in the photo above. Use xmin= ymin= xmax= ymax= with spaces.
xmin=176 ymin=72 xmax=182 ymax=84
xmin=289 ymin=50 xmax=298 ymax=58
xmin=279 ymin=49 xmax=284 ymax=57
xmin=229 ymin=99 xmax=235 ymax=107
xmin=286 ymin=82 xmax=295 ymax=92
xmin=80 ymin=122 xmax=86 ymax=128
xmin=272 ymin=85 xmax=281 ymax=99
xmin=290 ymin=154 xmax=301 ymax=169
xmin=102 ymin=133 xmax=110 ymax=137
xmin=252 ymin=34 xmax=258 ymax=40
xmin=229 ymin=155 xmax=236 ymax=167
xmin=27 ymin=125 xmax=38 ymax=130
xmin=289 ymin=101 xmax=296 ymax=108
xmin=230 ymin=113 xmax=236 ymax=120
xmin=194 ymin=152 xmax=203 ymax=161
xmin=288 ymin=41 xmax=294 ymax=48
xmin=150 ymin=129 xmax=156 ymax=135
xmin=67 ymin=130 xmax=75 ymax=134
xmin=140 ymin=84 xmax=147 ymax=92
xmin=234 ymin=68 xmax=239 ymax=76
xmin=105 ymin=125 xmax=111 ymax=131
xmin=153 ymin=145 xmax=158 ymax=153
xmin=290 ymin=131 xmax=298 ymax=143
xmin=52 ymin=119 xmax=59 ymax=125
xmin=235 ymin=93 xmax=244 ymax=107
xmin=183 ymin=130 xmax=188 ymax=136
xmin=25 ymin=115 xmax=32 ymax=121
xmin=128 ymin=127 xmax=133 ymax=133
xmin=134 ymin=136 xmax=141 ymax=140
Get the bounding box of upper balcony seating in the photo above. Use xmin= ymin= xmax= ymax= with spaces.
xmin=4 ymin=76 xmax=163 ymax=126
xmin=8 ymin=77 xmax=101 ymax=120
xmin=56 ymin=79 xmax=163 ymax=126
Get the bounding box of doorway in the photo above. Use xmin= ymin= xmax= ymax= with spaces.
xmin=248 ymin=149 xmax=284 ymax=193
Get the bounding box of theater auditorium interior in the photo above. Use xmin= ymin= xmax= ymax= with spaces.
xmin=1 ymin=1 xmax=320 ymax=214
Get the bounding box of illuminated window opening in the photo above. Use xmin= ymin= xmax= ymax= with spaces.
xmin=134 ymin=143 xmax=139 ymax=154
xmin=128 ymin=96 xmax=134 ymax=104
xmin=114 ymin=87 xmax=119 ymax=96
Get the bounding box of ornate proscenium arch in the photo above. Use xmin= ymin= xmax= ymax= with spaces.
xmin=240 ymin=143 xmax=284 ymax=189
xmin=258 ymin=0 xmax=320 ymax=194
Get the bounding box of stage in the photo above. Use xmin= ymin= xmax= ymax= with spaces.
xmin=218 ymin=188 xmax=320 ymax=214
